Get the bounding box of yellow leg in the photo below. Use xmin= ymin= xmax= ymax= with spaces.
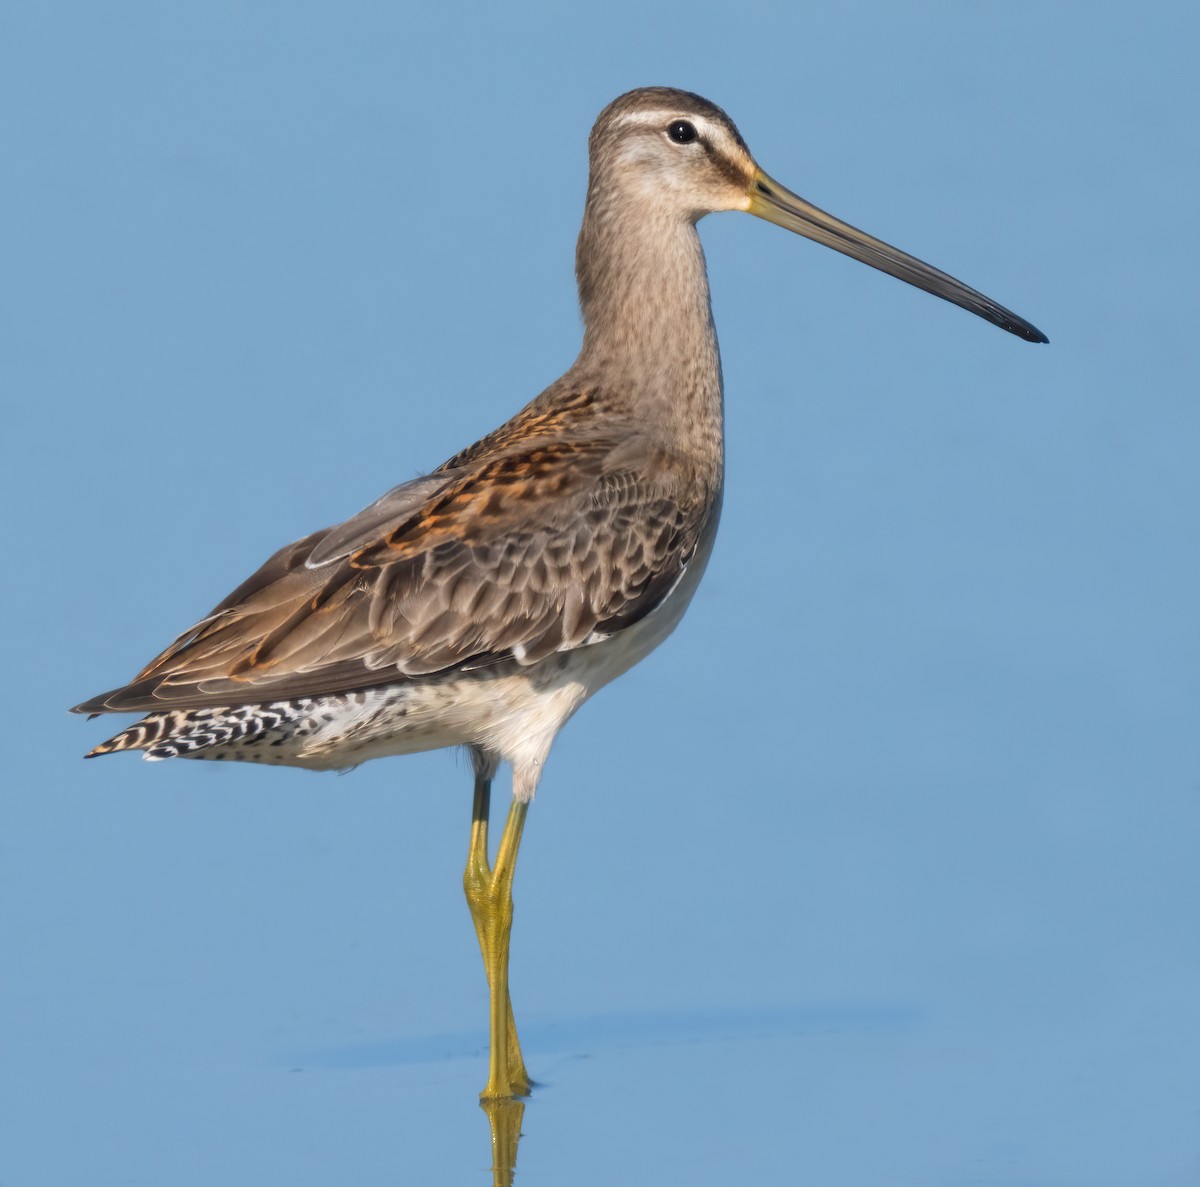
xmin=464 ymin=771 xmax=531 ymax=1099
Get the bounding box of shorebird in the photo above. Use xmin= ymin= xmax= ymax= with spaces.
xmin=74 ymin=87 xmax=1046 ymax=1100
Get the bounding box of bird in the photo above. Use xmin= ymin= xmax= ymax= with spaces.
xmin=73 ymin=86 xmax=1046 ymax=1101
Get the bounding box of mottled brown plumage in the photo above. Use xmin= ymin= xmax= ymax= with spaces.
xmin=76 ymin=415 xmax=710 ymax=714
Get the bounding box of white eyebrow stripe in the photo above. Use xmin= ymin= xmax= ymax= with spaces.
xmin=612 ymin=109 xmax=721 ymax=137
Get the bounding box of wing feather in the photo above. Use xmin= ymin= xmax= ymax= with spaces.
xmin=73 ymin=430 xmax=710 ymax=715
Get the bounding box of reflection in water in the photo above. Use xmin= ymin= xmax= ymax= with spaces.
xmin=480 ymin=1096 xmax=525 ymax=1187
xmin=304 ymin=1002 xmax=919 ymax=1070
xmin=459 ymin=1004 xmax=916 ymax=1184
xmin=292 ymin=1004 xmax=918 ymax=1183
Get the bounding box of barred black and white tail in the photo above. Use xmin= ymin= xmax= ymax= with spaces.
xmin=85 ymin=712 xmax=187 ymax=758
xmin=85 ymin=702 xmax=317 ymax=761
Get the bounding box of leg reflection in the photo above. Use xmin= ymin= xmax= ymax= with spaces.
xmin=480 ymin=1095 xmax=525 ymax=1187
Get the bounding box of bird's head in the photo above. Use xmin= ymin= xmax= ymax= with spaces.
xmin=589 ymin=87 xmax=1047 ymax=343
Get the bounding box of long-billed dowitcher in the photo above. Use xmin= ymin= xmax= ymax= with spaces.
xmin=74 ymin=87 xmax=1046 ymax=1100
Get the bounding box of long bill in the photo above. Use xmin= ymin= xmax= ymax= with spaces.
xmin=748 ymin=169 xmax=1048 ymax=344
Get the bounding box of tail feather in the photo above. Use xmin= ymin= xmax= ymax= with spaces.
xmin=86 ymin=707 xmax=237 ymax=760
xmin=86 ymin=715 xmax=182 ymax=758
xmin=84 ymin=702 xmax=313 ymax=760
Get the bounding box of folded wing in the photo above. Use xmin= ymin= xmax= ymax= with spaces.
xmin=74 ymin=433 xmax=703 ymax=714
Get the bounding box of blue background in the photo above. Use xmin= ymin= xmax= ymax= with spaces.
xmin=3 ymin=2 xmax=1198 ymax=1183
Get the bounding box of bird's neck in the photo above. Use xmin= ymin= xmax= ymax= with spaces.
xmin=573 ymin=199 xmax=725 ymax=464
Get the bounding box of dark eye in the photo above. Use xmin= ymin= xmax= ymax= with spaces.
xmin=667 ymin=120 xmax=698 ymax=145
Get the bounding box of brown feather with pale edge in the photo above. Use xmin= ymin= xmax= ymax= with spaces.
xmin=74 ymin=387 xmax=712 ymax=716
